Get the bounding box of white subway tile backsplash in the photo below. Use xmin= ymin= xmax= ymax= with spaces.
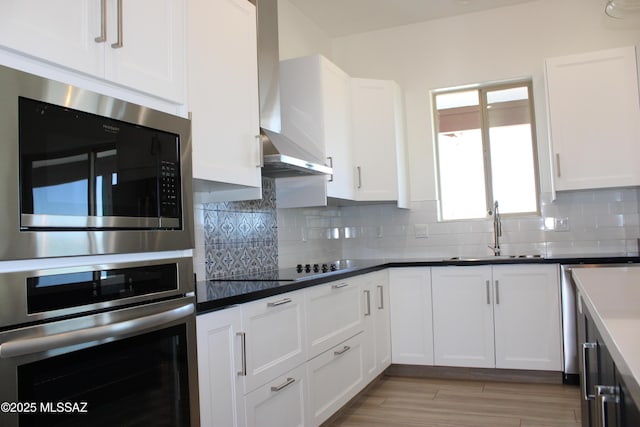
xmin=197 ymin=183 xmax=640 ymax=274
xmin=279 ymin=187 xmax=639 ymax=261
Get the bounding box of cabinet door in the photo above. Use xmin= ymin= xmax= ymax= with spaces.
xmin=388 ymin=268 xmax=433 ymax=365
xmin=493 ymin=264 xmax=562 ymax=371
xmin=361 ymin=271 xmax=391 ymax=382
xmin=432 ymin=266 xmax=495 ymax=368
xmin=196 ymin=307 xmax=246 ymax=427
xmin=0 ymin=0 xmax=104 ymax=76
xmin=351 ymin=79 xmax=401 ymax=202
xmin=244 ymin=364 xmax=308 ymax=427
xmin=373 ymin=272 xmax=391 ymax=375
xmin=187 ymin=0 xmax=261 ymax=189
xmin=546 ymin=46 xmax=640 ymax=191
xmin=322 ymin=60 xmax=354 ymax=200
xmin=307 ymin=333 xmax=365 ymax=426
xmin=241 ymin=291 xmax=307 ymax=393
xmin=105 ymin=0 xmax=186 ymax=102
xmin=305 ymin=278 xmax=364 ymax=359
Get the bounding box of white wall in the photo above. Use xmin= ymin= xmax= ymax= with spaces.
xmin=277 ymin=0 xmax=333 ymax=59
xmin=329 ymin=0 xmax=640 ymax=202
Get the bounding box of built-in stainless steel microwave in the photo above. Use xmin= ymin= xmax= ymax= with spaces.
xmin=0 ymin=65 xmax=194 ymax=260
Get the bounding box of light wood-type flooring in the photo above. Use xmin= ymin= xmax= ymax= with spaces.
xmin=326 ymin=375 xmax=581 ymax=427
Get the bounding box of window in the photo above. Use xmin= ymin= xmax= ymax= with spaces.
xmin=433 ymin=81 xmax=539 ymax=221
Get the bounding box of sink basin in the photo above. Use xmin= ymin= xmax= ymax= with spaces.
xmin=446 ymin=254 xmax=542 ymax=262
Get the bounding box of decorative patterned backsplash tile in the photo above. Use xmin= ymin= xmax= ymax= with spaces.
xmin=203 ymin=178 xmax=278 ymax=279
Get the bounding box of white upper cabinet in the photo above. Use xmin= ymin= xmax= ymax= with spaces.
xmin=187 ymin=0 xmax=262 ymax=192
xmin=277 ymin=55 xmax=409 ymax=208
xmin=351 ymin=78 xmax=409 ymax=208
xmin=0 ymin=0 xmax=186 ymax=103
xmin=278 ymin=54 xmax=353 ymax=205
xmin=545 ymin=46 xmax=640 ymax=192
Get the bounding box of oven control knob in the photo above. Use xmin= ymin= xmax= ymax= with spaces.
xmin=296 ymin=264 xmax=303 ymax=273
xmin=330 ymin=264 xmax=337 ymax=271
xmin=305 ymin=264 xmax=311 ymax=273
xmin=321 ymin=264 xmax=328 ymax=273
xmin=313 ymin=264 xmax=319 ymax=272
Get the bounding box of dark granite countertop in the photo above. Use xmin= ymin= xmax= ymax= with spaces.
xmin=196 ymin=254 xmax=640 ymax=314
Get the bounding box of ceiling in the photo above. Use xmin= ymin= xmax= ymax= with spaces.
xmin=286 ymin=0 xmax=540 ymax=37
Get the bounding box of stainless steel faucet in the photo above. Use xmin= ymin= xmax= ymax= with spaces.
xmin=488 ymin=200 xmax=501 ymax=256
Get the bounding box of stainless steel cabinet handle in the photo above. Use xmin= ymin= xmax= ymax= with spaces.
xmin=95 ymin=0 xmax=107 ymax=42
xmin=596 ymin=385 xmax=619 ymax=427
xmin=327 ymin=156 xmax=333 ymax=182
xmin=334 ymin=345 xmax=351 ymax=356
xmin=377 ymin=285 xmax=384 ymax=309
xmin=0 ymin=303 xmax=193 ymax=359
xmin=332 ymin=283 xmax=348 ymax=289
xmin=267 ymin=297 xmax=292 ymax=307
xmin=270 ymin=377 xmax=295 ymax=392
xmin=556 ymin=153 xmax=561 ymax=178
xmin=485 ymin=280 xmax=491 ymax=305
xmin=582 ymin=342 xmax=598 ymax=400
xmin=357 ymin=166 xmax=362 ymax=189
xmin=111 ymin=0 xmax=124 ymax=49
xmin=495 ymin=280 xmax=500 ymax=305
xmin=237 ymin=332 xmax=247 ymax=376
xmin=256 ymin=135 xmax=263 ymax=167
xmin=364 ymin=290 xmax=371 ymax=316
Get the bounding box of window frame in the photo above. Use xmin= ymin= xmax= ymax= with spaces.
xmin=432 ymin=80 xmax=541 ymax=221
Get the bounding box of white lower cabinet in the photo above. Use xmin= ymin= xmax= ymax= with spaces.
xmin=388 ymin=268 xmax=434 ymax=365
xmin=432 ymin=266 xmax=495 ymax=368
xmin=305 ymin=277 xmax=364 ymax=359
xmin=492 ymin=265 xmax=563 ymax=370
xmin=431 ymin=264 xmax=562 ymax=370
xmin=196 ymin=306 xmax=245 ymax=427
xmin=361 ymin=271 xmax=391 ymax=382
xmin=244 ymin=364 xmax=309 ymax=427
xmin=307 ymin=332 xmax=365 ymax=426
xmin=241 ymin=291 xmax=307 ymax=393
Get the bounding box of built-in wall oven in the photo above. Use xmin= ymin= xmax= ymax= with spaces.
xmin=0 ymin=256 xmax=199 ymax=426
xmin=0 ymin=64 xmax=193 ymax=261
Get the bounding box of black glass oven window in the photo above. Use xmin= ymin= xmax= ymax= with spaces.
xmin=26 ymin=263 xmax=178 ymax=313
xmin=19 ymin=96 xmax=181 ymax=227
xmin=18 ymin=324 xmax=191 ymax=427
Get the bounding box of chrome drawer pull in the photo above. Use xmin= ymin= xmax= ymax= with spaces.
xmin=270 ymin=377 xmax=295 ymax=392
xmin=334 ymin=345 xmax=351 ymax=356
xmin=332 ymin=283 xmax=348 ymax=289
xmin=236 ymin=332 xmax=247 ymax=376
xmin=377 ymin=285 xmax=384 ymax=309
xmin=364 ymin=290 xmax=371 ymax=316
xmin=485 ymin=280 xmax=491 ymax=304
xmin=582 ymin=342 xmax=598 ymax=400
xmin=111 ymin=0 xmax=124 ymax=49
xmin=267 ymin=298 xmax=292 ymax=307
xmin=95 ymin=0 xmax=107 ymax=42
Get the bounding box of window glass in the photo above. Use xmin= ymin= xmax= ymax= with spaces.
xmin=434 ymin=82 xmax=539 ymax=220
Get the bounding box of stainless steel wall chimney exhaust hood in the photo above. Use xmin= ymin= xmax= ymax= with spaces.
xmin=251 ymin=0 xmax=333 ymax=178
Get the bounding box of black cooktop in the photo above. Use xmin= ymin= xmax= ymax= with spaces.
xmin=217 ymin=262 xmax=348 ymax=282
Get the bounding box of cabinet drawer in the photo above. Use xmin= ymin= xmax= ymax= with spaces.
xmin=307 ymin=332 xmax=365 ymax=426
xmin=305 ymin=278 xmax=364 ymax=359
xmin=244 ymin=364 xmax=308 ymax=427
xmin=241 ymin=291 xmax=307 ymax=393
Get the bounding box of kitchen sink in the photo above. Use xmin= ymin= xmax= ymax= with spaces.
xmin=446 ymin=254 xmax=543 ymax=262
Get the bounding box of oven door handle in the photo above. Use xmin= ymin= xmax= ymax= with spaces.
xmin=0 ymin=303 xmax=194 ymax=359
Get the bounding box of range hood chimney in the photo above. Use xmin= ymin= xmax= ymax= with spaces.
xmin=250 ymin=0 xmax=332 ymax=178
